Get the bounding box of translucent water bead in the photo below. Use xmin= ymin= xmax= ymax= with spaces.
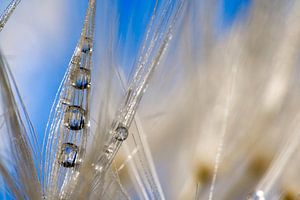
xmin=81 ymin=37 xmax=93 ymax=54
xmin=58 ymin=143 xmax=78 ymax=168
xmin=70 ymin=67 xmax=91 ymax=89
xmin=115 ymin=125 xmax=129 ymax=141
xmin=64 ymin=105 xmax=85 ymax=130
xmin=248 ymin=190 xmax=266 ymax=200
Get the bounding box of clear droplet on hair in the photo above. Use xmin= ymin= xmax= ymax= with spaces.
xmin=64 ymin=105 xmax=85 ymax=130
xmin=70 ymin=67 xmax=91 ymax=89
xmin=248 ymin=190 xmax=266 ymax=200
xmin=59 ymin=143 xmax=78 ymax=168
xmin=115 ymin=125 xmax=128 ymax=141
xmin=81 ymin=37 xmax=93 ymax=54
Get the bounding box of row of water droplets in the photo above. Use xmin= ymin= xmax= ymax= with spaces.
xmin=43 ymin=0 xmax=186 ymax=198
xmin=43 ymin=0 xmax=96 ymax=199
xmin=0 ymin=0 xmax=21 ymax=32
xmin=85 ymin=0 xmax=187 ymax=187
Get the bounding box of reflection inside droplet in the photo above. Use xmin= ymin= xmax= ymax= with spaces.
xmin=249 ymin=190 xmax=266 ymax=200
xmin=59 ymin=143 xmax=78 ymax=168
xmin=81 ymin=37 xmax=93 ymax=53
xmin=64 ymin=105 xmax=85 ymax=130
xmin=71 ymin=67 xmax=91 ymax=89
xmin=115 ymin=125 xmax=129 ymax=141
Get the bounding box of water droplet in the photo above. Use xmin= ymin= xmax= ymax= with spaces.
xmin=115 ymin=125 xmax=128 ymax=141
xmin=81 ymin=37 xmax=92 ymax=54
xmin=64 ymin=105 xmax=85 ymax=130
xmin=249 ymin=190 xmax=266 ymax=200
xmin=71 ymin=67 xmax=91 ymax=89
xmin=59 ymin=143 xmax=78 ymax=168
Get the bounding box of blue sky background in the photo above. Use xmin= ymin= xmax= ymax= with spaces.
xmin=222 ymin=0 xmax=250 ymax=26
xmin=0 ymin=0 xmax=250 ymax=198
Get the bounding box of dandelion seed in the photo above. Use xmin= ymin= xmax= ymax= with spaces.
xmin=5 ymin=0 xmax=300 ymax=199
xmin=42 ymin=0 xmax=96 ymax=197
xmin=0 ymin=0 xmax=21 ymax=32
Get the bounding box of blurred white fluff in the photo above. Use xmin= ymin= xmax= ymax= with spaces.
xmin=1 ymin=0 xmax=300 ymax=200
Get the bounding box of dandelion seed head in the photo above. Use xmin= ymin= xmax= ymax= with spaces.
xmin=3 ymin=0 xmax=300 ymax=199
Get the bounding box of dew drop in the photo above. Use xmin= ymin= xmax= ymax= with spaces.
xmin=81 ymin=37 xmax=93 ymax=53
xmin=71 ymin=67 xmax=91 ymax=89
xmin=249 ymin=190 xmax=266 ymax=200
xmin=64 ymin=105 xmax=85 ymax=130
xmin=59 ymin=143 xmax=78 ymax=168
xmin=115 ymin=125 xmax=128 ymax=141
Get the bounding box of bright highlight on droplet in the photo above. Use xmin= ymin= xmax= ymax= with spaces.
xmin=249 ymin=190 xmax=266 ymax=200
